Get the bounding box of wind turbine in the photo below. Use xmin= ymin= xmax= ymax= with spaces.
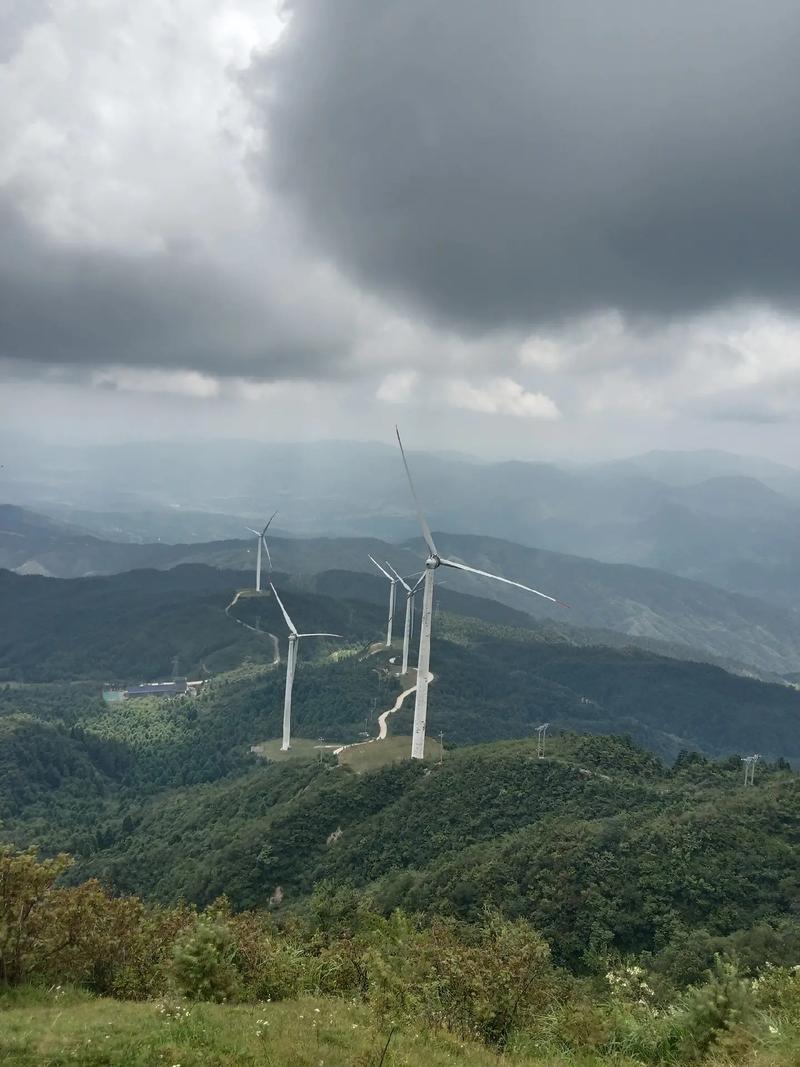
xmin=269 ymin=581 xmax=343 ymax=751
xmin=368 ymin=555 xmax=397 ymax=646
xmin=245 ymin=511 xmax=277 ymax=592
xmin=385 ymin=562 xmax=425 ymax=675
xmin=396 ymin=427 xmax=566 ymax=759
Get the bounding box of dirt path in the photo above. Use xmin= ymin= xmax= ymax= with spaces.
xmin=225 ymin=590 xmax=280 ymax=665
xmin=334 ymin=671 xmax=433 ymax=756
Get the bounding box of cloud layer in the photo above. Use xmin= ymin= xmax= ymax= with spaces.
xmin=3 ymin=1 xmax=800 ymax=452
xmin=260 ymin=1 xmax=800 ymax=330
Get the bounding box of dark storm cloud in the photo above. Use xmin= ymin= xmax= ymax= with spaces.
xmin=257 ymin=0 xmax=800 ymax=330
xmin=0 ymin=202 xmax=347 ymax=380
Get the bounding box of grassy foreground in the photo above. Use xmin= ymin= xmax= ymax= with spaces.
xmin=2 ymin=987 xmax=800 ymax=1067
xmin=0 ymin=988 xmax=551 ymax=1067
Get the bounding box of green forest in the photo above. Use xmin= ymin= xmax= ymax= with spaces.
xmin=3 ymin=567 xmax=800 ymax=1064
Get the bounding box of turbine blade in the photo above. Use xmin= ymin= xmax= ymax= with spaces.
xmin=384 ymin=560 xmax=411 ymax=591
xmin=368 ymin=554 xmax=393 ymax=580
xmin=296 ymin=633 xmax=344 ymax=639
xmin=396 ymin=426 xmax=438 ymax=557
xmin=245 ymin=527 xmax=260 ymax=536
xmin=438 ymin=557 xmax=568 ymax=606
xmin=411 ymin=573 xmax=426 ymax=593
xmin=269 ymin=581 xmax=298 ymax=634
xmin=260 ymin=511 xmax=278 ymax=572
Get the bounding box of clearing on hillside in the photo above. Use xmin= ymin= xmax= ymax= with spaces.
xmin=337 ymin=733 xmax=444 ymax=771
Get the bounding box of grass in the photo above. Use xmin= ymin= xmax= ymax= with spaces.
xmin=252 ymin=737 xmax=340 ymax=762
xmin=2 ymin=989 xmax=800 ymax=1067
xmin=337 ymin=733 xmax=443 ymax=771
xmin=0 ymin=988 xmax=559 ymax=1067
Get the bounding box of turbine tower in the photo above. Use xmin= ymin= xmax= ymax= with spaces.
xmin=742 ymin=753 xmax=760 ymax=786
xmin=269 ymin=581 xmax=342 ymax=751
xmin=385 ymin=562 xmax=425 ymax=675
xmin=245 ymin=511 xmax=277 ymax=592
xmin=396 ymin=427 xmax=566 ymax=759
xmin=537 ymin=722 xmax=550 ymax=759
xmin=368 ymin=555 xmax=397 ymax=646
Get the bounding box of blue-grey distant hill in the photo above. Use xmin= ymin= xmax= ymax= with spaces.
xmin=3 ymin=439 xmax=800 ymax=608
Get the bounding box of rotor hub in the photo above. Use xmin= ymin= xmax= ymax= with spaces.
xmin=426 ymin=554 xmax=441 ymax=569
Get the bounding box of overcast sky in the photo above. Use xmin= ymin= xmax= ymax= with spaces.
xmin=2 ymin=0 xmax=800 ymax=462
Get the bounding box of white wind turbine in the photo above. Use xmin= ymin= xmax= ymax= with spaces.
xmin=269 ymin=581 xmax=343 ymax=751
xmin=385 ymin=561 xmax=425 ymax=675
xmin=396 ymin=428 xmax=567 ymax=759
xmin=368 ymin=555 xmax=398 ymax=646
xmin=245 ymin=511 xmax=277 ymax=592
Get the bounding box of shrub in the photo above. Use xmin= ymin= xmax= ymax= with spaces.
xmin=679 ymin=956 xmax=753 ymax=1061
xmin=0 ymin=847 xmax=71 ymax=986
xmin=170 ymin=917 xmax=238 ymax=1002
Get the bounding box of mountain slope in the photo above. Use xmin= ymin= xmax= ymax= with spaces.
xmin=66 ymin=733 xmax=800 ymax=973
xmin=7 ymin=439 xmax=800 ymax=609
xmin=405 ymin=532 xmax=800 ymax=675
xmin=5 ymin=583 xmax=800 ymax=878
xmin=6 ymin=518 xmax=800 ymax=674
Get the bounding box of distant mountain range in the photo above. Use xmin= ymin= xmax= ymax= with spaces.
xmin=3 ymin=505 xmax=800 ymax=676
xmin=2 ymin=437 xmax=800 ymax=608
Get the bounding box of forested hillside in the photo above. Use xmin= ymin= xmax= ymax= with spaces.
xmin=7 ymin=511 xmax=800 ymax=673
xmin=0 ymin=566 xmax=382 ymax=682
xmin=3 ymin=553 xmax=800 ymax=1065
xmin=48 ymin=734 xmax=800 ymax=981
xmin=3 ymin=564 xmax=800 ymax=984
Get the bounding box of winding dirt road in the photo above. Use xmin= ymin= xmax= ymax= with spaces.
xmin=333 ymin=671 xmax=433 ymax=756
xmin=225 ymin=590 xmax=280 ymax=666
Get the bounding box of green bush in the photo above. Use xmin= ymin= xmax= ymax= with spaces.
xmin=679 ymin=957 xmax=753 ymax=1061
xmin=170 ymin=918 xmax=238 ymax=1002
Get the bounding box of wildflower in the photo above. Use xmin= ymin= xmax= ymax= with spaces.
xmin=769 ymin=1025 xmax=779 ymax=1035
